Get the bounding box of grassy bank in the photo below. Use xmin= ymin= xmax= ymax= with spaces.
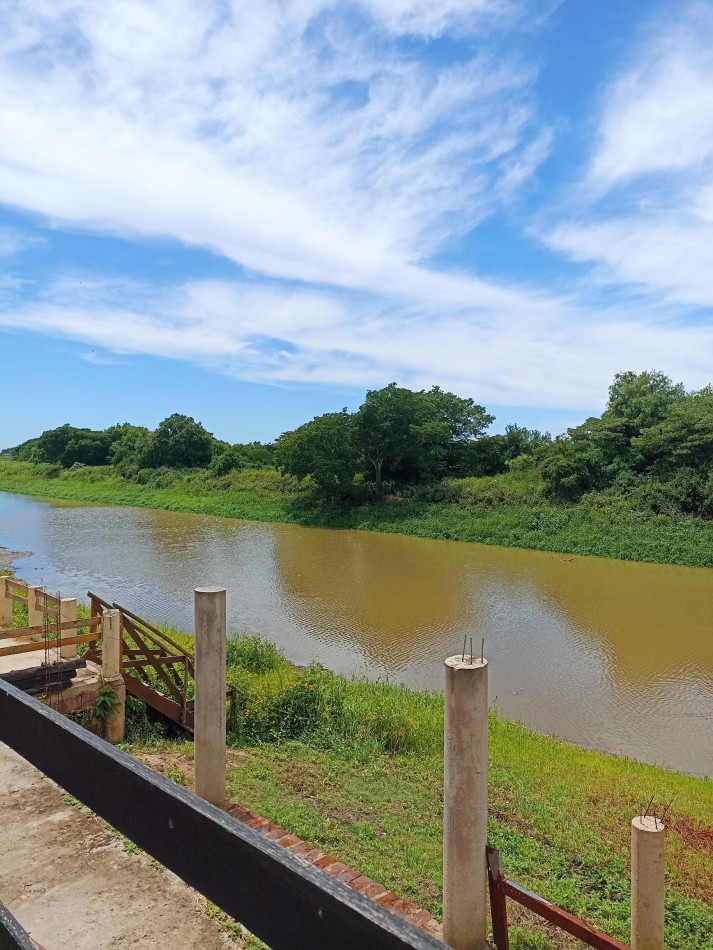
xmin=122 ymin=632 xmax=712 ymax=950
xmin=3 ymin=460 xmax=713 ymax=566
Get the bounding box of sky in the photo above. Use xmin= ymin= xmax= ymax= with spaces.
xmin=2 ymin=0 xmax=713 ymax=447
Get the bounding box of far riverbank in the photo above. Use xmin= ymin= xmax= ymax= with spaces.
xmin=2 ymin=460 xmax=713 ymax=567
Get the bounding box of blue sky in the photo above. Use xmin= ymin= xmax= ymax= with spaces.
xmin=2 ymin=0 xmax=713 ymax=447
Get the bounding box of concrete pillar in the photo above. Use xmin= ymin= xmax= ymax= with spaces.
xmin=443 ymin=654 xmax=489 ymax=950
xmin=27 ymin=586 xmax=44 ymax=641
xmin=631 ymin=815 xmax=666 ymax=950
xmin=101 ymin=609 xmax=125 ymax=743
xmin=59 ymin=597 xmax=77 ymax=659
xmin=0 ymin=577 xmax=12 ymax=627
xmin=194 ymin=586 xmax=227 ymax=805
xmin=101 ymin=609 xmax=122 ymax=680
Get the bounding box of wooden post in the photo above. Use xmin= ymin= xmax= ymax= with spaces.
xmin=0 ymin=578 xmax=12 ymax=628
xmin=443 ymin=653 xmax=489 ymax=950
xmin=631 ymin=815 xmax=666 ymax=950
xmin=194 ymin=586 xmax=227 ymax=805
xmin=101 ymin=609 xmax=125 ymax=743
xmin=487 ymin=848 xmax=510 ymax=950
xmin=59 ymin=598 xmax=78 ymax=659
xmin=27 ymin=586 xmax=44 ymax=641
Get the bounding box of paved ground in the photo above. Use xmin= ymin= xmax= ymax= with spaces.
xmin=0 ymin=743 xmax=235 ymax=949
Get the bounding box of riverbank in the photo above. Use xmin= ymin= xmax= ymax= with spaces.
xmin=2 ymin=460 xmax=713 ymax=567
xmin=124 ymin=632 xmax=711 ymax=950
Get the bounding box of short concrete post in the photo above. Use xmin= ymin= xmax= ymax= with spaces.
xmin=59 ymin=597 xmax=78 ymax=659
xmin=27 ymin=586 xmax=44 ymax=641
xmin=194 ymin=586 xmax=227 ymax=805
xmin=443 ymin=653 xmax=489 ymax=950
xmin=631 ymin=815 xmax=666 ymax=950
xmin=0 ymin=577 xmax=12 ymax=627
xmin=101 ymin=609 xmax=125 ymax=744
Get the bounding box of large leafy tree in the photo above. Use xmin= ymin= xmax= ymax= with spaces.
xmin=150 ymin=414 xmax=215 ymax=468
xmin=355 ymin=384 xmax=494 ymax=493
xmin=276 ymin=384 xmax=494 ymax=498
xmin=35 ymin=424 xmax=113 ymax=467
xmin=274 ymin=411 xmax=359 ymax=499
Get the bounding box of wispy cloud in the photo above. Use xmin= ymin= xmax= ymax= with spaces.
xmin=2 ymin=271 xmax=713 ymax=411
xmin=0 ymin=0 xmax=548 ymax=289
xmin=0 ymin=226 xmax=43 ymax=257
xmin=545 ymin=2 xmax=713 ymax=310
xmin=2 ymin=0 xmax=712 ymax=415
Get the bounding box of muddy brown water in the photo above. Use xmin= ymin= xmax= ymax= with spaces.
xmin=1 ymin=491 xmax=711 ymax=775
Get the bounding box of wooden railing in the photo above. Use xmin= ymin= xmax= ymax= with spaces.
xmin=85 ymin=592 xmax=235 ymax=732
xmin=487 ymin=846 xmax=629 ymax=950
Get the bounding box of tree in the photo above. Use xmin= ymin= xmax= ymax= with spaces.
xmin=151 ymin=414 xmax=214 ymax=468
xmin=107 ymin=424 xmax=155 ymax=474
xmin=274 ymin=411 xmax=358 ymax=499
xmin=355 ymin=384 xmax=494 ymax=494
xmin=34 ymin=424 xmax=113 ymax=467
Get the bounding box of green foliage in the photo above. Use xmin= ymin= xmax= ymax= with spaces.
xmin=225 ymin=635 xmax=282 ymax=674
xmin=541 ymin=371 xmax=713 ymax=516
xmin=276 ymin=383 xmax=494 ymax=498
xmin=275 ymin=410 xmax=360 ymax=500
xmin=32 ymin=424 xmax=113 ymax=467
xmin=150 ymin=413 xmax=214 ymax=468
xmin=93 ymin=685 xmax=118 ymax=718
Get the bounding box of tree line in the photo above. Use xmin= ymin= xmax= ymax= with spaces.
xmin=5 ymin=371 xmax=713 ymax=517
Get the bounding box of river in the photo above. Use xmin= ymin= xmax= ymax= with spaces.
xmin=1 ymin=491 xmax=711 ymax=776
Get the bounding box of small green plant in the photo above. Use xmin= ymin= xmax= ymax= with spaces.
xmin=93 ymin=684 xmax=118 ymax=718
xmin=62 ymin=792 xmax=83 ymax=809
xmin=122 ymin=838 xmax=140 ymax=856
xmin=166 ymin=765 xmax=188 ymax=786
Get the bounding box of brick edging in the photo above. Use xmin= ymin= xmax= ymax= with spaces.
xmin=225 ymin=802 xmax=443 ymax=938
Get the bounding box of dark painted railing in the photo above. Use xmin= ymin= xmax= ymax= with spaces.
xmin=0 ymin=680 xmax=441 ymax=950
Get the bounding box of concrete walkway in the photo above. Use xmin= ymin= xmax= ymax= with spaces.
xmin=0 ymin=744 xmax=234 ymax=949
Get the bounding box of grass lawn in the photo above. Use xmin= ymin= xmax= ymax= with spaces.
xmin=120 ymin=633 xmax=712 ymax=950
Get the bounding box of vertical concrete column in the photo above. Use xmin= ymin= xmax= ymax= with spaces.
xmin=101 ymin=609 xmax=125 ymax=744
xmin=27 ymin=586 xmax=44 ymax=641
xmin=0 ymin=577 xmax=13 ymax=627
xmin=194 ymin=586 xmax=227 ymax=805
xmin=59 ymin=597 xmax=78 ymax=659
xmin=443 ymin=653 xmax=489 ymax=950
xmin=631 ymin=815 xmax=666 ymax=950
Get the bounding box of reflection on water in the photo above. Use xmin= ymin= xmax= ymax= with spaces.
xmin=1 ymin=491 xmax=711 ymax=775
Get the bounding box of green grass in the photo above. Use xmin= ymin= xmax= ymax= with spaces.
xmin=2 ymin=460 xmax=713 ymax=566
xmin=125 ymin=633 xmax=713 ymax=950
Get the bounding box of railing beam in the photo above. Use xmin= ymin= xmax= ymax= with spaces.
xmin=0 ymin=680 xmax=440 ymax=950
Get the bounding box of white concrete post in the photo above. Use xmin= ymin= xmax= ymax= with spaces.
xmin=194 ymin=586 xmax=227 ymax=805
xmin=0 ymin=577 xmax=12 ymax=627
xmin=101 ymin=609 xmax=125 ymax=744
xmin=443 ymin=653 xmax=489 ymax=950
xmin=27 ymin=586 xmax=44 ymax=641
xmin=102 ymin=609 xmax=122 ymax=680
xmin=631 ymin=815 xmax=666 ymax=950
xmin=59 ymin=597 xmax=77 ymax=659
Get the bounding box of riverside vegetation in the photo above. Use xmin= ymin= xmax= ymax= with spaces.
xmin=6 ymin=585 xmax=711 ymax=946
xmin=120 ymin=631 xmax=709 ymax=950
xmin=3 ymin=369 xmax=713 ymax=566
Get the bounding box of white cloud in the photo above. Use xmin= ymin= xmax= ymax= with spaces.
xmin=545 ymin=2 xmax=713 ymax=311
xmin=2 ymin=271 xmax=712 ymax=412
xmin=0 ymin=0 xmax=549 ymax=292
xmin=0 ymin=226 xmax=43 ymax=257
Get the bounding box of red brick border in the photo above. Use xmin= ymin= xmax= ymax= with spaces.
xmin=225 ymin=802 xmax=443 ymax=939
